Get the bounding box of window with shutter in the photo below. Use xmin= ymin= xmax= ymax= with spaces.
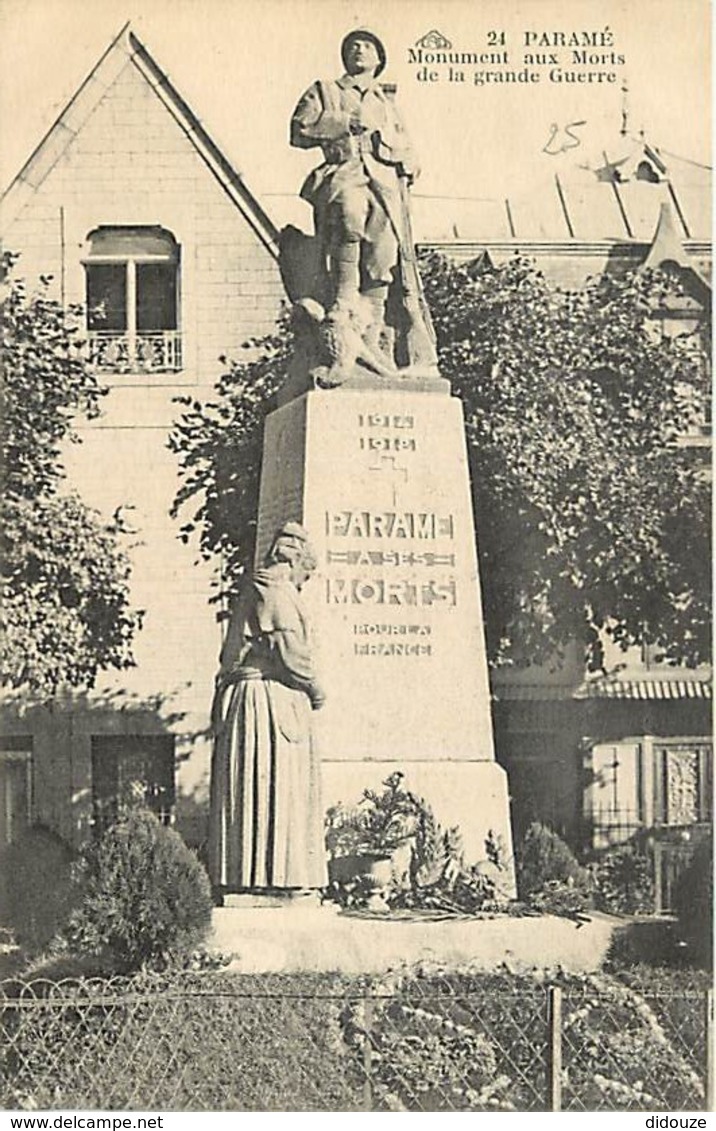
xmin=0 ymin=738 xmax=33 ymax=847
xmin=84 ymin=226 xmax=182 ymax=373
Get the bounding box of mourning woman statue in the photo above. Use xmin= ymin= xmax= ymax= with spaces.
xmin=209 ymin=523 xmax=328 ymax=894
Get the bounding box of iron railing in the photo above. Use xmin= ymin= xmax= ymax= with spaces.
xmin=86 ymin=330 xmax=182 ymax=373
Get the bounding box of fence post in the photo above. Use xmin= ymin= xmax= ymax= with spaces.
xmin=706 ymin=989 xmax=714 ymax=1112
xmin=362 ymin=992 xmax=373 ymax=1112
xmin=653 ymin=841 xmax=663 ymax=913
xmin=547 ymin=986 xmax=563 ymax=1112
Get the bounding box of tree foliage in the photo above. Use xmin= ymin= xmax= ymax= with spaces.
xmin=170 ymin=257 xmax=711 ymax=668
xmin=169 ymin=312 xmax=293 ymax=595
xmin=1 ymin=254 xmax=141 ymax=695
xmin=423 ymin=255 xmax=711 ymax=669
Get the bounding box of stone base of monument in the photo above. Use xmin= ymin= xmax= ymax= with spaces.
xmin=255 ymin=386 xmax=518 ymax=895
xmin=208 ymin=905 xmax=622 ymax=975
xmin=221 ymin=891 xmax=323 ymax=910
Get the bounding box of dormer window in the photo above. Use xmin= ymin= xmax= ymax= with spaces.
xmin=84 ymin=226 xmax=182 ymax=373
xmin=636 ymin=159 xmax=660 ymax=184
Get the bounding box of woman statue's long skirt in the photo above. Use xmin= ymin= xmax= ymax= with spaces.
xmin=209 ymin=674 xmax=327 ymax=891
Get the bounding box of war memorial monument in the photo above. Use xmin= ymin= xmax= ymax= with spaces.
xmin=210 ymin=29 xmax=515 ymax=895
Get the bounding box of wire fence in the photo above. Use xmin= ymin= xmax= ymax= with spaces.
xmin=0 ymin=971 xmax=712 ymax=1112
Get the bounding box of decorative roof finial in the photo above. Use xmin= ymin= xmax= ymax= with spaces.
xmin=620 ymin=77 xmax=629 ymax=137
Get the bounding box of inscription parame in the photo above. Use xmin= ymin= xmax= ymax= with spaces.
xmin=327 ymin=510 xmax=455 ymax=539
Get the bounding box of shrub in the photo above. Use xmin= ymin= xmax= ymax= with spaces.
xmin=673 ymin=837 xmax=713 ymax=969
xmin=516 ymin=823 xmax=591 ymax=899
xmin=591 ymin=844 xmax=654 ymax=915
xmin=605 ymin=920 xmax=683 ymax=970
xmin=0 ymin=827 xmax=76 ymax=953
xmin=62 ymin=808 xmax=213 ymax=973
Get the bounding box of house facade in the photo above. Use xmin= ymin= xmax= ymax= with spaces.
xmin=1 ymin=25 xmax=284 ymax=859
xmin=1 ymin=26 xmax=711 ymax=900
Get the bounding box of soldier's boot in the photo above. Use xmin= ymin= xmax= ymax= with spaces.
xmin=331 ymin=243 xmax=361 ymax=310
xmin=363 ymin=284 xmax=395 ymax=364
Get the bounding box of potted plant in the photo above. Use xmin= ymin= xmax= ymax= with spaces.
xmin=325 ymin=772 xmax=425 ymax=888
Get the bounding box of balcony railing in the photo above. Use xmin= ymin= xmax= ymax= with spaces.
xmin=87 ymin=330 xmax=183 ymax=373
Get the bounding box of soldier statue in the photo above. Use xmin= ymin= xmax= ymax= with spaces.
xmin=287 ymin=29 xmax=438 ymax=385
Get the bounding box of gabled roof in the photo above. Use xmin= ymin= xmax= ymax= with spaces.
xmin=410 ymin=134 xmax=710 ymax=246
xmin=411 ymin=177 xmax=710 ymax=247
xmin=0 ymin=23 xmax=280 ymax=256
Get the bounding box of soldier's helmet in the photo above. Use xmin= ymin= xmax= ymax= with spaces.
xmin=341 ymin=29 xmax=387 ymax=76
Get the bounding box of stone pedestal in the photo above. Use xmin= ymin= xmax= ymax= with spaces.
xmin=255 ymin=385 xmax=515 ymax=891
xmin=223 ymin=891 xmax=323 ymax=910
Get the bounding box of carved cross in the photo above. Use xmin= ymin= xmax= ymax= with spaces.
xmin=368 ymin=455 xmax=409 ymax=506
